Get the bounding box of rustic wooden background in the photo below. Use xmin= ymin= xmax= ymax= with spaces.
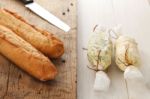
xmin=0 ymin=0 xmax=77 ymax=99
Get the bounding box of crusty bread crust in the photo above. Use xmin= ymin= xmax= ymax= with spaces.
xmin=0 ymin=9 xmax=64 ymax=58
xmin=0 ymin=25 xmax=57 ymax=81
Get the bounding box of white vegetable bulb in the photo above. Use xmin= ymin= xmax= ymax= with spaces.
xmin=87 ymin=25 xmax=112 ymax=91
xmin=94 ymin=71 xmax=110 ymax=91
xmin=124 ymin=66 xmax=143 ymax=80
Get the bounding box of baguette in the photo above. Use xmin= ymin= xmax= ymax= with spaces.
xmin=0 ymin=9 xmax=64 ymax=58
xmin=0 ymin=25 xmax=57 ymax=81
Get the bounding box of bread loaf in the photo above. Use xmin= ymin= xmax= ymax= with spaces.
xmin=0 ymin=25 xmax=57 ymax=81
xmin=0 ymin=9 xmax=64 ymax=58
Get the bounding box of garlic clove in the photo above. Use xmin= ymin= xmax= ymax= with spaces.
xmin=124 ymin=66 xmax=143 ymax=80
xmin=93 ymin=71 xmax=110 ymax=91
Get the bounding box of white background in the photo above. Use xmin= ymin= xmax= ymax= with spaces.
xmin=77 ymin=0 xmax=150 ymax=99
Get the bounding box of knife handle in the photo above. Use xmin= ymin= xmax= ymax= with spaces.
xmin=20 ymin=0 xmax=34 ymax=4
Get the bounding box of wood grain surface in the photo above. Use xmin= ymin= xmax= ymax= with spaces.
xmin=77 ymin=0 xmax=150 ymax=99
xmin=0 ymin=0 xmax=77 ymax=99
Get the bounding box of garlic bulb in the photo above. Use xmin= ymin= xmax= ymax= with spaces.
xmin=87 ymin=25 xmax=112 ymax=91
xmin=115 ymin=36 xmax=143 ymax=80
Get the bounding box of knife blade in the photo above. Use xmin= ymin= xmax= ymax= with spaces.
xmin=20 ymin=0 xmax=70 ymax=32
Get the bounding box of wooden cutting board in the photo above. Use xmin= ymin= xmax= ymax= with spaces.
xmin=0 ymin=0 xmax=76 ymax=99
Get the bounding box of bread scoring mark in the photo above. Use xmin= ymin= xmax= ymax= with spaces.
xmin=0 ymin=26 xmax=48 ymax=61
xmin=0 ymin=32 xmax=5 ymax=38
xmin=0 ymin=32 xmax=19 ymax=48
xmin=3 ymin=9 xmax=56 ymax=41
xmin=0 ymin=9 xmax=64 ymax=58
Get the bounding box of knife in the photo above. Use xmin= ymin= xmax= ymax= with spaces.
xmin=20 ymin=0 xmax=70 ymax=32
